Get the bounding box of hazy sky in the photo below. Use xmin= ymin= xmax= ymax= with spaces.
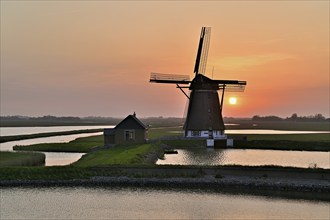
xmin=1 ymin=1 xmax=329 ymax=118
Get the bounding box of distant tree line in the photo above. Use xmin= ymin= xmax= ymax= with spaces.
xmin=0 ymin=115 xmax=120 ymax=127
xmin=252 ymin=113 xmax=329 ymax=122
xmin=0 ymin=115 xmax=184 ymax=127
xmin=0 ymin=114 xmax=328 ymax=127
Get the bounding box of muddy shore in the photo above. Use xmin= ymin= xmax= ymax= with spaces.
xmin=1 ymin=171 xmax=329 ymax=201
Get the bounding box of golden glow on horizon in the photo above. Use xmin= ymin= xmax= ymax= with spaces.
xmin=0 ymin=1 xmax=329 ymax=117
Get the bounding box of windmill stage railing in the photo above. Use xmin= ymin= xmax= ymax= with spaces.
xmin=218 ymin=84 xmax=246 ymax=92
xmin=217 ymin=80 xmax=247 ymax=92
xmin=150 ymin=72 xmax=191 ymax=84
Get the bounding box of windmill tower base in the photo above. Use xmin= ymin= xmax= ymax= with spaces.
xmin=184 ymin=130 xmax=234 ymax=148
xmin=185 ymin=130 xmax=225 ymax=138
xmin=207 ymin=138 xmax=234 ymax=148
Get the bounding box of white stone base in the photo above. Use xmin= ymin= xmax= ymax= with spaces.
xmin=206 ymin=139 xmax=214 ymax=147
xmin=226 ymin=138 xmax=233 ymax=147
xmin=185 ymin=130 xmax=226 ymax=139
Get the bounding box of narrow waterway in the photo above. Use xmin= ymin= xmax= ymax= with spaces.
xmin=157 ymin=148 xmax=330 ymax=168
xmin=0 ymin=125 xmax=114 ymax=136
xmin=0 ymin=132 xmax=102 ymax=166
xmin=1 ymin=126 xmax=329 ymax=167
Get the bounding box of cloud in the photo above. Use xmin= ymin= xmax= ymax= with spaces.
xmin=217 ymin=53 xmax=295 ymax=71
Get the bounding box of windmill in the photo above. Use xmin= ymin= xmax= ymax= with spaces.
xmin=150 ymin=27 xmax=246 ymax=145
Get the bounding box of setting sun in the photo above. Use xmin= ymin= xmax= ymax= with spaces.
xmin=229 ymin=97 xmax=237 ymax=105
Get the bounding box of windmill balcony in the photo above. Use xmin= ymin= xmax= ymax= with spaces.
xmin=185 ymin=130 xmax=227 ymax=139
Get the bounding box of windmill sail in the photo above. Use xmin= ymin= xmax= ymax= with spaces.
xmin=149 ymin=72 xmax=190 ymax=84
xmin=149 ymin=27 xmax=247 ymax=145
xmin=193 ymin=27 xmax=211 ymax=75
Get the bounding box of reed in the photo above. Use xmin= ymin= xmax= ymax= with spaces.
xmin=72 ymin=143 xmax=161 ymax=167
xmin=0 ymin=129 xmax=103 ymax=143
xmin=14 ymin=135 xmax=103 ymax=153
xmin=0 ymin=151 xmax=45 ymax=167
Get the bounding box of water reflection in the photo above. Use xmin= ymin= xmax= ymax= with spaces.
xmin=225 ymin=129 xmax=330 ymax=134
xmin=181 ymin=148 xmax=226 ymax=165
xmin=0 ymin=132 xmax=100 ymax=166
xmin=0 ymin=132 xmax=102 ymax=151
xmin=0 ymin=126 xmax=114 ymax=136
xmin=44 ymin=152 xmax=85 ymax=166
xmin=158 ymin=149 xmax=330 ymax=168
xmin=1 ymin=187 xmax=329 ymax=220
xmin=165 ymin=129 xmax=330 ymax=135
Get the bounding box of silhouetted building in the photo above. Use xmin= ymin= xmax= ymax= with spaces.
xmin=104 ymin=113 xmax=148 ymax=146
xmin=149 ymin=27 xmax=246 ymax=147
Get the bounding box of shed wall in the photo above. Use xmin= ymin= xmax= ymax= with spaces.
xmin=114 ymin=129 xmax=147 ymax=145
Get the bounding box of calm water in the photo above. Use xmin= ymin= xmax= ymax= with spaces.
xmin=1 ymin=187 xmax=328 ymax=220
xmin=0 ymin=132 xmax=101 ymax=166
xmin=0 ymin=132 xmax=103 ymax=152
xmin=170 ymin=129 xmax=330 ymax=135
xmin=157 ymin=149 xmax=330 ymax=168
xmin=44 ymin=152 xmax=85 ymax=166
xmin=0 ymin=125 xmax=114 ymax=136
xmin=1 ymin=126 xmax=329 ymax=167
xmin=225 ymin=129 xmax=330 ymax=134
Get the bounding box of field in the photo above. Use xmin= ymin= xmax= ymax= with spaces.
xmin=0 ymin=129 xmax=103 ymax=143
xmin=4 ymin=121 xmax=330 ymax=170
xmin=0 ymin=151 xmax=45 ymax=167
xmin=12 ymin=126 xmax=330 ymax=153
xmin=13 ymin=135 xmax=103 ymax=152
xmin=230 ymin=133 xmax=330 ymax=141
xmin=225 ymin=121 xmax=329 ymax=131
xmin=72 ymin=143 xmax=161 ymax=167
xmin=1 ymin=123 xmax=329 ymax=198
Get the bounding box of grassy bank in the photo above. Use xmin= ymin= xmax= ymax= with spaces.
xmin=149 ymin=127 xmax=329 ymax=141
xmin=14 ymin=135 xmax=103 ymax=153
xmin=12 ymin=128 xmax=330 ymax=152
xmin=0 ymin=165 xmax=328 ymax=181
xmin=150 ymin=127 xmax=330 ymax=151
xmin=161 ymin=139 xmax=330 ymax=151
xmin=0 ymin=151 xmax=45 ymax=167
xmin=0 ymin=166 xmax=94 ymax=180
xmin=233 ymin=140 xmax=330 ymax=151
xmin=230 ymin=133 xmax=330 ymax=141
xmin=148 ymin=126 xmax=183 ymax=139
xmin=0 ymin=129 xmax=103 ymax=143
xmin=73 ymin=143 xmax=162 ymax=167
xmin=226 ymin=121 xmax=330 ymax=131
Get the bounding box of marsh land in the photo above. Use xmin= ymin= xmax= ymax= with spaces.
xmin=0 ymin=117 xmax=329 ymax=200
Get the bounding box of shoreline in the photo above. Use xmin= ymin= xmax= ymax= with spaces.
xmin=1 ymin=175 xmax=329 ymax=201
xmin=0 ymin=129 xmax=103 ymax=143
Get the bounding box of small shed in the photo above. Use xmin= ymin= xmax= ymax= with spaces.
xmin=104 ymin=113 xmax=148 ymax=146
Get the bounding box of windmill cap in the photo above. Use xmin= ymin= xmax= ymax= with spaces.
xmin=189 ymin=74 xmax=219 ymax=90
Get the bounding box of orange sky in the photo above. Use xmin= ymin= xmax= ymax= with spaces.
xmin=1 ymin=1 xmax=329 ymax=118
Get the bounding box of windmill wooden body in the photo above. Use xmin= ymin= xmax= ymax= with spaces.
xmin=150 ymin=27 xmax=246 ymax=145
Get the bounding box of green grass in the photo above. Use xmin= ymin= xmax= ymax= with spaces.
xmin=148 ymin=126 xmax=183 ymax=139
xmin=14 ymin=135 xmax=103 ymax=153
xmin=73 ymin=143 xmax=161 ymax=167
xmin=0 ymin=166 xmax=93 ymax=180
xmin=227 ymin=121 xmax=330 ymax=131
xmin=234 ymin=140 xmax=330 ymax=151
xmin=151 ymin=128 xmax=330 ymax=150
xmin=0 ymin=164 xmax=327 ymax=181
xmin=0 ymin=129 xmax=103 ymax=143
xmin=149 ymin=126 xmax=329 ymax=141
xmin=230 ymin=133 xmax=330 ymax=141
xmin=160 ymin=139 xmax=205 ymax=148
xmin=0 ymin=151 xmax=45 ymax=167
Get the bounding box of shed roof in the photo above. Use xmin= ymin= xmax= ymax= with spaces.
xmin=115 ymin=114 xmax=147 ymax=130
